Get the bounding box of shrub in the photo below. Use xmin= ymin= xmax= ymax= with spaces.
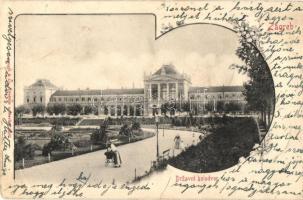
xmin=15 ymin=136 xmax=35 ymax=161
xmin=47 ymin=103 xmax=66 ymax=115
xmin=83 ymin=105 xmax=94 ymax=115
xmin=31 ymin=104 xmax=46 ymax=116
xmin=119 ymin=124 xmax=132 ymax=136
xmin=91 ymin=120 xmax=108 ymax=144
xmin=131 ymin=121 xmax=141 ymax=130
xmin=42 ymin=133 xmax=71 ymax=156
xmin=225 ymin=102 xmax=242 ymax=112
xmin=67 ymin=104 xmax=82 ymax=116
xmin=169 ymin=117 xmax=259 ymax=173
xmin=15 ymin=105 xmax=31 ymax=116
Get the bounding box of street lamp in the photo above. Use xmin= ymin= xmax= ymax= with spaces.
xmin=155 ymin=115 xmax=159 ymax=160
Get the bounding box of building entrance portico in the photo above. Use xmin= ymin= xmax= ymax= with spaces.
xmin=144 ymin=64 xmax=191 ymax=115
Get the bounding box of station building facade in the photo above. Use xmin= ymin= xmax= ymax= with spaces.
xmin=24 ymin=65 xmax=246 ymax=116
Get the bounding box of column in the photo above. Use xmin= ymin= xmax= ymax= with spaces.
xmin=176 ymin=82 xmax=178 ymax=100
xmin=157 ymin=83 xmax=160 ymax=104
xmin=127 ymin=105 xmax=130 ymax=116
xmin=121 ymin=104 xmax=124 ymax=116
xmin=149 ymin=84 xmax=152 ymax=100
xmin=167 ymin=83 xmax=169 ymax=100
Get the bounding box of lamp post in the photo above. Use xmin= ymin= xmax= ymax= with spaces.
xmin=155 ymin=115 xmax=159 ymax=159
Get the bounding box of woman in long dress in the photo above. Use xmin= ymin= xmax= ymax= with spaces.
xmin=111 ymin=143 xmax=122 ymax=167
xmin=174 ymin=135 xmax=181 ymax=149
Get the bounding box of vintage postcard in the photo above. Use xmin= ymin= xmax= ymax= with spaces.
xmin=0 ymin=0 xmax=302 ymax=199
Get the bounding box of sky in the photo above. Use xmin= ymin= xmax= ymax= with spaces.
xmin=15 ymin=15 xmax=248 ymax=106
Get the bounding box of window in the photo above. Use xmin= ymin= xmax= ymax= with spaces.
xmin=27 ymin=98 xmax=29 ymax=103
xmin=71 ymin=98 xmax=74 ymax=102
xmin=58 ymin=98 xmax=61 ymax=101
xmin=33 ymin=96 xmax=36 ymax=102
xmin=88 ymin=98 xmax=91 ymax=101
xmin=94 ymin=98 xmax=97 ymax=102
xmin=76 ymin=98 xmax=79 ymax=102
xmin=82 ymin=97 xmax=85 ymax=101
xmin=40 ymin=97 xmax=43 ymax=102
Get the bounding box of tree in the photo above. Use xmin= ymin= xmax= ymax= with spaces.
xmin=225 ymin=102 xmax=242 ymax=113
xmin=182 ymin=101 xmax=190 ymax=113
xmin=168 ymin=102 xmax=176 ymax=116
xmin=42 ymin=133 xmax=71 ymax=155
xmin=15 ymin=136 xmax=35 ymax=161
xmin=205 ymin=102 xmax=213 ymax=112
xmin=15 ymin=105 xmax=31 ymax=116
xmin=216 ymin=101 xmax=225 ymax=113
xmin=47 ymin=103 xmax=66 ymax=115
xmin=230 ymin=22 xmax=275 ymax=128
xmin=67 ymin=104 xmax=82 ymax=116
xmin=119 ymin=124 xmax=132 ymax=136
xmin=161 ymin=103 xmax=168 ymax=116
xmin=131 ymin=121 xmax=141 ymax=130
xmin=91 ymin=120 xmax=109 ymax=144
xmin=104 ymin=106 xmax=109 ymax=115
xmin=31 ymin=104 xmax=46 ymax=116
xmin=15 ymin=105 xmax=31 ymax=124
xmin=84 ymin=105 xmax=93 ymax=115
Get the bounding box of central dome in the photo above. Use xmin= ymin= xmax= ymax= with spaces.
xmin=153 ymin=64 xmax=179 ymax=76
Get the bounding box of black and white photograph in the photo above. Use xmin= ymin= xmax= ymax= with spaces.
xmin=13 ymin=14 xmax=275 ymax=184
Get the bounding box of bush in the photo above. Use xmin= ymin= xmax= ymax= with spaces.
xmin=15 ymin=105 xmax=31 ymax=124
xmin=90 ymin=120 xmax=108 ymax=144
xmin=131 ymin=121 xmax=141 ymax=130
xmin=31 ymin=104 xmax=46 ymax=116
xmin=169 ymin=117 xmax=259 ymax=173
xmin=15 ymin=136 xmax=35 ymax=161
xmin=119 ymin=124 xmax=132 ymax=136
xmin=42 ymin=143 xmax=53 ymax=156
xmin=47 ymin=103 xmax=66 ymax=115
xmin=67 ymin=104 xmax=82 ymax=116
xmin=15 ymin=105 xmax=31 ymax=116
xmin=84 ymin=105 xmax=97 ymax=115
xmin=225 ymin=102 xmax=242 ymax=113
xmin=42 ymin=133 xmax=71 ymax=156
